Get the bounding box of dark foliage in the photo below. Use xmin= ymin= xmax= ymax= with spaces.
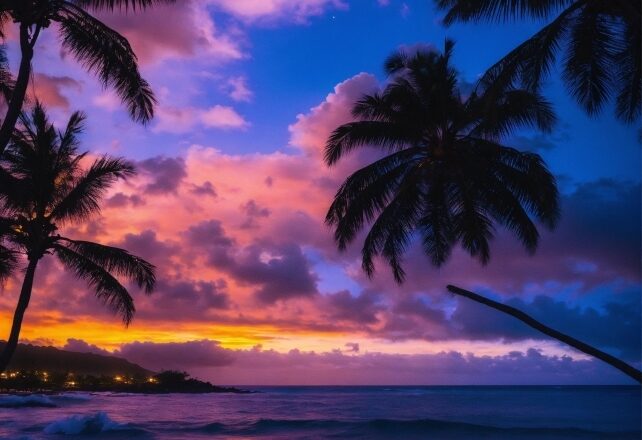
xmin=325 ymin=41 xmax=560 ymax=282
xmin=0 ymin=103 xmax=156 ymax=324
xmin=436 ymin=0 xmax=641 ymax=123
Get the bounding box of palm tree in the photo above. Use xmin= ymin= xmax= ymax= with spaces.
xmin=325 ymin=40 xmax=641 ymax=382
xmin=0 ymin=103 xmax=156 ymax=372
xmin=435 ymin=0 xmax=641 ymax=123
xmin=0 ymin=0 xmax=176 ymax=154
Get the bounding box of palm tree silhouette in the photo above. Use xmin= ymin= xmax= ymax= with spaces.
xmin=0 ymin=0 xmax=175 ymax=154
xmin=435 ymin=0 xmax=641 ymax=123
xmin=0 ymin=103 xmax=155 ymax=372
xmin=325 ymin=41 xmax=641 ymax=382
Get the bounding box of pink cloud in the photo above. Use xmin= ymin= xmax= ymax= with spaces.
xmin=209 ymin=0 xmax=348 ymax=23
xmin=29 ymin=74 xmax=82 ymax=109
xmin=83 ymin=338 xmax=638 ymax=385
xmin=289 ymin=72 xmax=379 ymax=158
xmin=225 ymin=76 xmax=253 ymax=102
xmin=154 ymin=105 xmax=248 ymax=133
xmin=202 ymin=105 xmax=250 ymax=129
xmin=97 ymin=1 xmax=244 ymax=64
xmin=92 ymin=92 xmax=121 ymax=112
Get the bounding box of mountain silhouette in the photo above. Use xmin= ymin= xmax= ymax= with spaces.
xmin=0 ymin=342 xmax=152 ymax=376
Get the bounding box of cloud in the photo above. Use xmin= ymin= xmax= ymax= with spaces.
xmin=201 ymin=105 xmax=249 ymax=129
xmin=190 ymin=181 xmax=218 ymax=197
xmin=115 ymin=230 xmax=179 ymax=271
xmin=212 ymin=346 xmax=637 ymax=385
xmin=137 ymin=157 xmax=188 ymax=194
xmin=95 ymin=0 xmax=350 ymax=66
xmin=106 ymin=192 xmax=145 ymax=208
xmin=137 ymin=278 xmax=230 ymax=320
xmin=344 ymin=342 xmax=360 ymax=352
xmin=448 ymin=289 xmax=642 ymax=360
xmin=92 ymin=91 xmax=121 ymax=112
xmin=324 ymin=290 xmax=384 ymax=325
xmin=208 ymin=0 xmax=348 ymax=23
xmin=225 ymin=76 xmax=253 ymax=102
xmin=220 ymin=242 xmax=319 ymax=304
xmin=240 ymin=199 xmax=271 ymax=229
xmin=115 ymin=340 xmax=235 ymax=370
xmin=289 ymin=72 xmax=379 ymax=158
xmin=78 ymin=338 xmax=638 ymax=385
xmin=154 ymin=105 xmax=248 ymax=133
xmin=30 ymin=74 xmax=82 ymax=109
xmin=183 ymin=220 xmax=319 ymax=305
xmin=63 ymin=338 xmax=112 ymax=356
xmin=184 ymin=220 xmax=235 ymax=254
xmin=97 ymin=1 xmax=244 ymax=64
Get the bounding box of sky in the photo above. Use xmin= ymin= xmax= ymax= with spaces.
xmin=0 ymin=0 xmax=640 ymax=385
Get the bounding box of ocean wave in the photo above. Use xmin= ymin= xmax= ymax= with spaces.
xmin=43 ymin=412 xmax=147 ymax=436
xmin=187 ymin=418 xmax=641 ymax=439
xmin=0 ymin=394 xmax=56 ymax=408
xmin=55 ymin=392 xmax=93 ymax=402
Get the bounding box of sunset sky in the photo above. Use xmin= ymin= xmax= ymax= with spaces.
xmin=0 ymin=0 xmax=640 ymax=385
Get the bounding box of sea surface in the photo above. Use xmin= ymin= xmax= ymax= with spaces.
xmin=0 ymin=386 xmax=639 ymax=439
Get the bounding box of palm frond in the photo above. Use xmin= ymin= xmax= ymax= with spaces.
xmin=327 ymin=148 xmax=423 ymax=249
xmin=614 ymin=15 xmax=642 ymax=122
xmin=451 ymin=181 xmax=494 ymax=265
xmin=473 ymin=139 xmax=560 ymax=228
xmin=50 ymin=156 xmax=135 ymax=223
xmin=472 ymin=89 xmax=557 ymax=138
xmin=562 ymin=4 xmax=617 ymax=116
xmin=54 ymin=243 xmax=136 ymax=324
xmin=0 ymin=242 xmax=18 ymax=283
xmin=479 ymin=5 xmax=576 ymax=95
xmin=352 ymin=93 xmax=398 ymax=122
xmin=69 ymin=0 xmax=176 ymax=11
xmin=480 ymin=173 xmax=540 ymax=253
xmin=384 ymin=50 xmax=410 ymax=76
xmin=57 ymin=4 xmax=155 ymax=123
xmin=436 ymin=0 xmax=572 ymax=24
xmin=361 ymin=169 xmax=424 ymax=282
xmin=0 ymin=166 xmax=28 ymax=214
xmin=418 ymin=171 xmax=455 ymax=266
xmin=58 ymin=111 xmax=86 ymax=154
xmin=58 ymin=238 xmax=155 ymax=293
xmin=325 ymin=121 xmax=416 ymax=166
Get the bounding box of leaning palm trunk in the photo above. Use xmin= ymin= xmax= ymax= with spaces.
xmin=0 ymin=259 xmax=37 ymax=372
xmin=447 ymin=285 xmax=642 ymax=383
xmin=0 ymin=24 xmax=34 ymax=154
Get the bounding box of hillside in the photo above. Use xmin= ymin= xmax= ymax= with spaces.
xmin=0 ymin=342 xmax=153 ymax=376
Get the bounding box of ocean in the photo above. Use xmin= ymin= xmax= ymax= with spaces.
xmin=0 ymin=386 xmax=639 ymax=439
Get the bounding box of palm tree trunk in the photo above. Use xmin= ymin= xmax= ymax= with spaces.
xmin=0 ymin=259 xmax=38 ymax=373
xmin=0 ymin=23 xmax=34 ymax=155
xmin=447 ymin=285 xmax=642 ymax=383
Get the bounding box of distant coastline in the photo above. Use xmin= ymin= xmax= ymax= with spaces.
xmin=0 ymin=342 xmax=248 ymax=394
xmin=0 ymin=369 xmax=249 ymax=394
